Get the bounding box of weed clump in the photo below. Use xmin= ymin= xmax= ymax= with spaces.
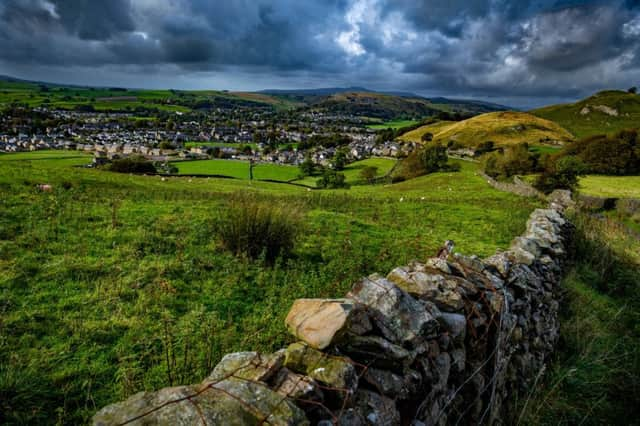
xmin=215 ymin=195 xmax=302 ymax=263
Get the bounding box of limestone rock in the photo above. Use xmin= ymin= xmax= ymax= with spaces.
xmin=387 ymin=270 xmax=464 ymax=313
xmin=272 ymin=368 xmax=323 ymax=402
xmin=353 ymin=390 xmax=401 ymax=426
xmin=204 ymin=351 xmax=283 ymax=384
xmin=363 ymin=368 xmax=422 ymax=400
xmin=93 ymin=378 xmax=308 ymax=426
xmin=283 ymin=342 xmax=357 ymax=394
xmin=348 ymin=274 xmax=438 ymax=346
xmin=339 ymin=335 xmax=414 ymax=369
xmin=285 ymin=298 xmax=371 ymax=350
xmin=437 ymin=312 xmax=466 ymax=342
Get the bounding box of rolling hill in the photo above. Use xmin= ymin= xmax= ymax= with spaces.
xmin=399 ymin=111 xmax=575 ymax=148
xmin=260 ymin=88 xmax=509 ymax=120
xmin=531 ymin=90 xmax=640 ymax=139
xmin=0 ymin=75 xmax=508 ymax=119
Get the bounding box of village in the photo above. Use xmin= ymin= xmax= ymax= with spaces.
xmin=0 ymin=106 xmax=416 ymax=168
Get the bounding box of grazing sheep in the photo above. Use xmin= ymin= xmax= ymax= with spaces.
xmin=37 ymin=184 xmax=52 ymax=192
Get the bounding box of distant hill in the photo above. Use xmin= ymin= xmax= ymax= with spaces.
xmin=0 ymin=75 xmax=508 ymax=118
xmin=531 ymin=90 xmax=640 ymax=139
xmin=260 ymin=87 xmax=509 ymax=120
xmin=399 ymin=111 xmax=575 ymax=148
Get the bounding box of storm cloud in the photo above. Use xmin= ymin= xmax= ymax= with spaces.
xmin=0 ymin=0 xmax=638 ymax=107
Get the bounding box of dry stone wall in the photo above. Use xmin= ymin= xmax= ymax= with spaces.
xmin=93 ymin=191 xmax=575 ymax=426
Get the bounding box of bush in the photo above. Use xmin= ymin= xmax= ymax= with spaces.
xmin=563 ymin=130 xmax=639 ymax=175
xmin=395 ymin=143 xmax=459 ymax=179
xmin=359 ymin=166 xmax=379 ymax=183
xmin=482 ymin=143 xmax=538 ymax=179
xmin=533 ymin=155 xmax=585 ymax=194
xmin=316 ymin=170 xmax=349 ymax=189
xmin=215 ymin=196 xmax=302 ymax=263
xmin=298 ymin=158 xmax=315 ymax=177
xmin=107 ymin=157 xmax=157 ymax=174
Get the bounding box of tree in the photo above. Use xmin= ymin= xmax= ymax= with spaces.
xmin=299 ymin=157 xmax=315 ymax=177
xmin=360 ymin=166 xmax=379 ymax=183
xmin=628 ymin=87 xmax=637 ymax=94
xmin=421 ymin=132 xmax=433 ymax=142
xmin=332 ymin=149 xmax=347 ymax=171
xmin=316 ymin=170 xmax=349 ymax=189
xmin=534 ymin=156 xmax=585 ymax=194
xmin=419 ymin=144 xmax=449 ymax=173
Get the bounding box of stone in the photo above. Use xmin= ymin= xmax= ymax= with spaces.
xmin=426 ymin=257 xmax=452 ymax=274
xmin=339 ymin=335 xmax=414 ymax=369
xmin=348 ymin=274 xmax=438 ymax=346
xmin=437 ymin=312 xmax=466 ymax=341
xmin=512 ymin=237 xmax=542 ymax=258
xmin=353 ymin=390 xmax=401 ymax=426
xmin=484 ymin=252 xmax=512 ymax=278
xmin=283 ymin=342 xmax=357 ymax=394
xmin=204 ymin=351 xmax=283 ymax=384
xmin=450 ymin=348 xmax=466 ymax=373
xmin=388 ymin=270 xmax=464 ymax=312
xmin=285 ymin=298 xmax=371 ymax=350
xmin=272 ymin=368 xmax=323 ymax=402
xmin=93 ymin=378 xmax=309 ymax=426
xmin=508 ymin=247 xmax=536 ymax=265
xmin=363 ymin=368 xmax=422 ymax=400
xmin=453 ymin=253 xmax=486 ymax=273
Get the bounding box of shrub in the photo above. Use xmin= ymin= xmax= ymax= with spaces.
xmin=107 ymin=157 xmax=157 ymax=174
xmin=395 ymin=143 xmax=459 ymax=180
xmin=359 ymin=166 xmax=379 ymax=183
xmin=482 ymin=143 xmax=538 ymax=179
xmin=214 ymin=196 xmax=302 ymax=263
xmin=298 ymin=157 xmax=315 ymax=177
xmin=563 ymin=130 xmax=640 ymax=175
xmin=533 ymin=155 xmax=585 ymax=194
xmin=316 ymin=170 xmax=349 ymax=189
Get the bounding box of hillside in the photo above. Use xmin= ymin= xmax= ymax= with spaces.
xmin=531 ymin=90 xmax=640 ymax=139
xmin=399 ymin=111 xmax=575 ymax=147
xmin=0 ymin=76 xmax=294 ymax=112
xmin=260 ymin=88 xmax=508 ymax=120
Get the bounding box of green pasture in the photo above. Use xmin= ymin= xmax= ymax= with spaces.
xmin=0 ymin=150 xmax=539 ymax=424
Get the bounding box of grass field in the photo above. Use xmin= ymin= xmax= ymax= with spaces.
xmin=367 ymin=119 xmax=420 ymax=130
xmin=518 ymin=213 xmax=640 ymax=424
xmin=0 ymin=150 xmax=540 ymax=424
xmin=398 ymin=112 xmax=574 ymax=148
xmin=293 ymin=158 xmax=397 ymax=186
xmin=579 ymin=175 xmax=640 ymax=198
xmin=172 ymin=159 xmax=301 ymax=182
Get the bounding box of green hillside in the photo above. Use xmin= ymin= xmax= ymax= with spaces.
xmin=531 ymin=90 xmax=640 ymax=139
xmin=399 ymin=111 xmax=574 ymax=148
xmin=312 ymin=91 xmax=506 ymax=121
xmin=0 ymin=77 xmax=295 ymax=112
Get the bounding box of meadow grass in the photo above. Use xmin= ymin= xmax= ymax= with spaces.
xmin=0 ymin=151 xmax=539 ymax=424
xmin=366 ymin=119 xmax=420 ymax=130
xmin=517 ymin=213 xmax=640 ymax=425
xmin=579 ymin=175 xmax=640 ymax=199
xmin=293 ymin=158 xmax=397 ymax=187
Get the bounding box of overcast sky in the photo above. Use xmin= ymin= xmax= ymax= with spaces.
xmin=1 ymin=0 xmax=639 ymax=108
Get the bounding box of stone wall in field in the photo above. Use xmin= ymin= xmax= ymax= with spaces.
xmin=480 ymin=172 xmax=544 ymax=199
xmin=93 ymin=191 xmax=575 ymax=426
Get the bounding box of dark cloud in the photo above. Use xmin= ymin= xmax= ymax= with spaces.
xmin=0 ymin=0 xmax=638 ymax=107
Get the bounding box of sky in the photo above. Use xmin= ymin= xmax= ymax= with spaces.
xmin=0 ymin=0 xmax=639 ymax=108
